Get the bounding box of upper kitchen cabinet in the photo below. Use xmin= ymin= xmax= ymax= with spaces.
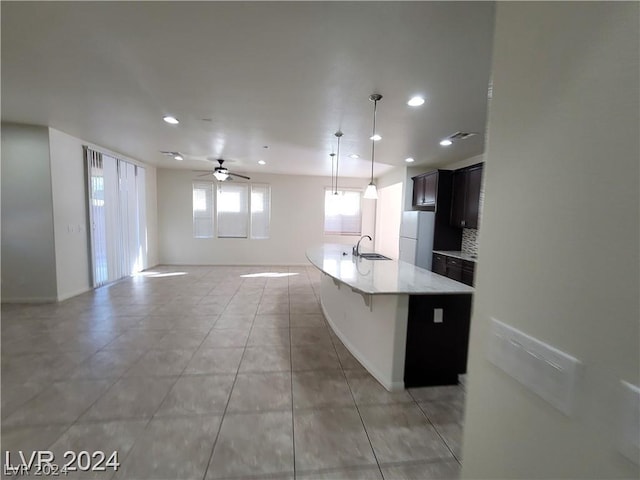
xmin=450 ymin=163 xmax=483 ymax=229
xmin=412 ymin=170 xmax=452 ymax=211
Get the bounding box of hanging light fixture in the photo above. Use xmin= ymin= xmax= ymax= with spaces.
xmin=334 ymin=131 xmax=343 ymax=195
xmin=364 ymin=94 xmax=382 ymax=199
xmin=329 ymin=152 xmax=336 ymax=195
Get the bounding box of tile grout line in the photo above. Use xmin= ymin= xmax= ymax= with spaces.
xmin=409 ymin=389 xmax=463 ymax=465
xmin=328 ymin=330 xmax=386 ymax=479
xmin=288 ymin=270 xmax=297 ymax=479
xmin=200 ymin=278 xmax=260 ymax=480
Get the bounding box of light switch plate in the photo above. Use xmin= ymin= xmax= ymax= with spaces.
xmin=434 ymin=308 xmax=443 ymax=323
xmin=487 ymin=318 xmax=581 ymax=416
xmin=618 ymin=381 xmax=639 ymax=465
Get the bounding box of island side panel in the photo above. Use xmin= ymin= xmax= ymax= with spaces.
xmin=404 ymin=293 xmax=472 ymax=387
xmin=319 ymin=274 xmax=409 ymax=391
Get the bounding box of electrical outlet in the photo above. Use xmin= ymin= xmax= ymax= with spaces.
xmin=487 ymin=318 xmax=581 ymax=416
xmin=434 ymin=308 xmax=443 ymax=323
xmin=618 ymin=381 xmax=639 ymax=465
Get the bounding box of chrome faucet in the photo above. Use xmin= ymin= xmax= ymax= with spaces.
xmin=352 ymin=235 xmax=372 ymax=257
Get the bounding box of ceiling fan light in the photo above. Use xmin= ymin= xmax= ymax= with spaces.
xmin=364 ymin=183 xmax=378 ymax=199
xmin=213 ymin=171 xmax=229 ymax=181
xmin=174 ymin=155 xmax=183 ymax=161
xmin=163 ymin=116 xmax=179 ymax=125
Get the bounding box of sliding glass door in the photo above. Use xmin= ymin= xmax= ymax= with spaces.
xmin=86 ymin=147 xmax=147 ymax=287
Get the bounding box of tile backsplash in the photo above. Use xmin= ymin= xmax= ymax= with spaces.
xmin=461 ymin=172 xmax=483 ymax=257
xmin=462 ymin=228 xmax=479 ymax=256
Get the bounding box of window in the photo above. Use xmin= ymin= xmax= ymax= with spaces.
xmin=217 ymin=183 xmax=249 ymax=238
xmin=86 ymin=147 xmax=147 ymax=287
xmin=251 ymin=184 xmax=270 ymax=239
xmin=192 ymin=182 xmax=270 ymax=239
xmin=193 ymin=182 xmax=214 ymax=238
xmin=324 ymin=188 xmax=362 ymax=235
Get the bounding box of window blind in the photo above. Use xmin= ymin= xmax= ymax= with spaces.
xmin=217 ymin=183 xmax=249 ymax=238
xmin=193 ymin=182 xmax=214 ymax=238
xmin=324 ymin=188 xmax=362 ymax=235
xmin=251 ymin=184 xmax=271 ymax=239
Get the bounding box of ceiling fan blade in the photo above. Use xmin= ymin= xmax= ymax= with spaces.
xmin=197 ymin=172 xmax=213 ymax=177
xmin=193 ymin=170 xmax=213 ymax=173
xmin=228 ymin=172 xmax=251 ymax=180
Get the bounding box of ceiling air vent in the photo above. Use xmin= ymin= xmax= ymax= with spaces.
xmin=449 ymin=131 xmax=477 ymax=140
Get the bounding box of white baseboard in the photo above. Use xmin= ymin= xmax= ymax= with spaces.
xmin=57 ymin=287 xmax=91 ymax=302
xmin=1 ymin=296 xmax=58 ymax=304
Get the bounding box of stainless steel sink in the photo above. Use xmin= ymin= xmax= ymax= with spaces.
xmin=358 ymin=253 xmax=391 ymax=260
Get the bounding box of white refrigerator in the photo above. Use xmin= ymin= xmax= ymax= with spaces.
xmin=398 ymin=211 xmax=436 ymax=270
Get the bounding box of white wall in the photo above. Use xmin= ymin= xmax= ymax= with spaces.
xmin=1 ymin=124 xmax=58 ymax=302
xmin=47 ymin=128 xmax=159 ymax=299
xmin=1 ymin=124 xmax=159 ymax=302
xmin=49 ymin=128 xmax=91 ymax=301
xmin=462 ymin=3 xmax=639 ymax=479
xmin=157 ymin=169 xmax=375 ymax=265
xmin=374 ymin=182 xmax=403 ymax=259
xmin=144 ymin=166 xmax=159 ymax=268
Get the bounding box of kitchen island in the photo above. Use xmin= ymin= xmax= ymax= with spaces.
xmin=306 ymin=244 xmax=474 ymax=391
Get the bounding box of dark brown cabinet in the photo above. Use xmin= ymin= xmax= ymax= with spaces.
xmin=412 ymin=170 xmax=445 ymax=210
xmin=450 ymin=163 xmax=483 ymax=229
xmin=461 ymin=260 xmax=475 ymax=287
xmin=432 ymin=253 xmax=476 ymax=287
xmin=432 ymin=253 xmax=447 ymax=276
xmin=405 ymin=293 xmax=472 ymax=386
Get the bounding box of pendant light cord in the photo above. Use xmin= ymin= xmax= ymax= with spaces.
xmin=370 ymin=99 xmax=377 ymax=182
xmin=335 ymin=131 xmax=343 ymax=194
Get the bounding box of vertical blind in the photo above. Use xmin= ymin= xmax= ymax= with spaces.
xmin=86 ymin=147 xmax=147 ymax=287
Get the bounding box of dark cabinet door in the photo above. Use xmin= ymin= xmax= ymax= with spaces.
xmin=412 ymin=172 xmax=438 ymax=208
xmin=450 ymin=171 xmax=467 ymax=227
xmin=422 ymin=172 xmax=437 ymax=207
xmin=464 ymin=166 xmax=483 ymax=229
xmin=446 ymin=257 xmax=462 ymax=281
xmin=432 ymin=254 xmax=447 ymax=275
xmin=412 ymin=175 xmax=425 ymax=206
xmin=461 ymin=260 xmax=475 ymax=286
xmin=450 ymin=163 xmax=483 ymax=229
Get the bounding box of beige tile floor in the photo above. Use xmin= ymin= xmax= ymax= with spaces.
xmin=1 ymin=265 xmax=465 ymax=480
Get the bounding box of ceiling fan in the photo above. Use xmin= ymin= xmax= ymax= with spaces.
xmin=195 ymin=159 xmax=250 ymax=181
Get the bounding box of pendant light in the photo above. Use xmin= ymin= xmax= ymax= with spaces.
xmin=334 ymin=131 xmax=343 ymax=195
xmin=329 ymin=152 xmax=336 ymax=195
xmin=364 ymin=94 xmax=382 ymax=199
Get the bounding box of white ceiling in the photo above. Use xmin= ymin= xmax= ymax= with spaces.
xmin=1 ymin=2 xmax=495 ymax=178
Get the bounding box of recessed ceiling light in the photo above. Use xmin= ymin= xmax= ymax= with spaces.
xmin=370 ymin=134 xmax=382 ymax=141
xmin=349 ymin=154 xmax=360 ymax=159
xmin=405 ymin=157 xmax=415 ymax=163
xmin=440 ymin=139 xmax=453 ymax=147
xmin=258 ymin=160 xmax=266 ymax=165
xmin=163 ymin=116 xmax=179 ymax=125
xmin=407 ymin=96 xmax=425 ymax=107
xmin=174 ymin=155 xmax=183 ymax=161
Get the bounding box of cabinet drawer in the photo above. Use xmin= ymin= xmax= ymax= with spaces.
xmin=461 ymin=260 xmax=475 ymax=287
xmin=432 ymin=254 xmax=447 ymax=275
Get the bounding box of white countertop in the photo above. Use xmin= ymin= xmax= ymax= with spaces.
xmin=433 ymin=250 xmax=478 ymax=262
xmin=306 ymin=244 xmax=474 ymax=295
